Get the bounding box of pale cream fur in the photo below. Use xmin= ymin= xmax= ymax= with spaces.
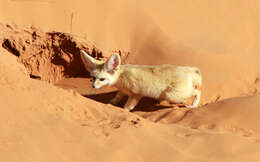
xmin=80 ymin=50 xmax=202 ymax=111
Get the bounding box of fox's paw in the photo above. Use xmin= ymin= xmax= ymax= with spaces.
xmin=123 ymin=108 xmax=130 ymax=112
xmin=123 ymin=106 xmax=136 ymax=112
xmin=186 ymin=105 xmax=198 ymax=108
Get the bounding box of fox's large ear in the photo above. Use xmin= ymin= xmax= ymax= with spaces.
xmin=105 ymin=53 xmax=121 ymax=72
xmin=80 ymin=50 xmax=98 ymax=72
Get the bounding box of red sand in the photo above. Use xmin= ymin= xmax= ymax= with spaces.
xmin=1 ymin=0 xmax=260 ymax=161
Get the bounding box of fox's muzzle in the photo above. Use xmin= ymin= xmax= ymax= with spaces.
xmin=92 ymin=78 xmax=107 ymax=89
xmin=92 ymin=81 xmax=100 ymax=89
xmin=91 ymin=78 xmax=97 ymax=88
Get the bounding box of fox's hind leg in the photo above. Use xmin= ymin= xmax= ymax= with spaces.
xmin=110 ymin=91 xmax=125 ymax=105
xmin=124 ymin=95 xmax=142 ymax=111
xmin=187 ymin=89 xmax=201 ymax=108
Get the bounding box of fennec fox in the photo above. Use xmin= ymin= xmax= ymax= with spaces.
xmin=80 ymin=50 xmax=202 ymax=111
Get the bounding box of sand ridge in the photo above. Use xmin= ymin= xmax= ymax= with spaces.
xmin=1 ymin=0 xmax=260 ymax=161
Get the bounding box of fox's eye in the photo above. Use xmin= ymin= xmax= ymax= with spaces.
xmin=100 ymin=78 xmax=105 ymax=81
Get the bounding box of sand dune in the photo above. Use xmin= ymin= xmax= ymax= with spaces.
xmin=1 ymin=47 xmax=260 ymax=162
xmin=1 ymin=0 xmax=260 ymax=161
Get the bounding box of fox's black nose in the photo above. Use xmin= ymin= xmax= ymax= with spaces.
xmin=92 ymin=85 xmax=95 ymax=88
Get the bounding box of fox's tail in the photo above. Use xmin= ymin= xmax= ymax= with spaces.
xmin=192 ymin=68 xmax=202 ymax=89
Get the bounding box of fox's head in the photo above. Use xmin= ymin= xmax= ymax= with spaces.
xmin=80 ymin=50 xmax=121 ymax=89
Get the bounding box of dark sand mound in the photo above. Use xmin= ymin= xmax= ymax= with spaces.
xmin=0 ymin=23 xmax=104 ymax=83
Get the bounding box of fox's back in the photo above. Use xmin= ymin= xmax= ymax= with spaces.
xmin=115 ymin=64 xmax=201 ymax=98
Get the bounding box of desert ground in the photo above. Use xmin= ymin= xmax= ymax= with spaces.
xmin=1 ymin=0 xmax=260 ymax=161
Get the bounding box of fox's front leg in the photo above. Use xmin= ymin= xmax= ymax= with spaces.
xmin=124 ymin=94 xmax=142 ymax=111
xmin=110 ymin=91 xmax=125 ymax=105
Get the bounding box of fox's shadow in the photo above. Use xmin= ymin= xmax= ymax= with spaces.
xmin=83 ymin=91 xmax=172 ymax=112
